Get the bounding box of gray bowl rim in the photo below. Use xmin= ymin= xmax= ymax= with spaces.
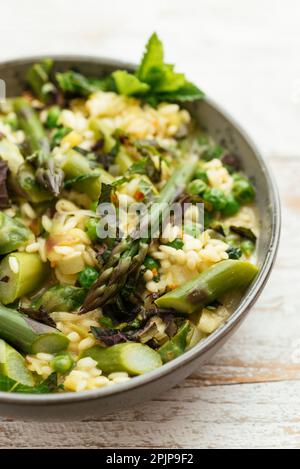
xmin=0 ymin=55 xmax=281 ymax=406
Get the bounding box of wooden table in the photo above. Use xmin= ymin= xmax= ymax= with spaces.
xmin=0 ymin=0 xmax=299 ymax=449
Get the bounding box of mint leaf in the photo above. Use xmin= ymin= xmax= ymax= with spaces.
xmin=151 ymin=64 xmax=186 ymax=93
xmin=135 ymin=33 xmax=204 ymax=103
xmin=112 ymin=70 xmax=150 ymax=96
xmin=155 ymin=82 xmax=204 ymax=102
xmin=136 ymin=33 xmax=164 ymax=83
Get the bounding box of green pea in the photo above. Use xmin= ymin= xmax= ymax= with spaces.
xmin=167 ymin=238 xmax=184 ymax=250
xmin=77 ymin=267 xmax=99 ymax=289
xmin=203 ymin=188 xmax=227 ymax=211
xmin=51 ymin=353 xmax=74 ymax=374
xmin=85 ymin=218 xmax=99 ymax=243
xmin=194 ymin=169 xmax=209 ymax=183
xmin=223 ymin=194 xmax=240 ymax=217
xmin=46 ymin=106 xmax=61 ymax=129
xmin=232 ymin=175 xmax=255 ymax=204
xmin=202 ymin=145 xmax=223 ymax=162
xmin=187 ymin=179 xmax=207 ymax=196
xmin=144 ymin=256 xmax=160 ymax=271
xmin=241 ymin=240 xmax=255 ymax=257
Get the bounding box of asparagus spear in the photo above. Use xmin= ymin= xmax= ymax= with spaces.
xmin=0 ymin=304 xmax=69 ymax=354
xmin=158 ymin=320 xmax=190 ymax=363
xmin=81 ymin=155 xmax=198 ymax=312
xmin=0 ymin=339 xmax=34 ymax=386
xmin=82 ymin=342 xmax=162 ymax=375
xmin=0 ymin=213 xmax=31 ymax=255
xmin=31 ymin=285 xmax=86 ymax=313
xmin=155 ymin=260 xmax=259 ymax=314
xmin=14 ymin=98 xmax=64 ymax=197
xmin=61 ymin=151 xmax=102 ymax=200
xmin=26 ymin=59 xmax=56 ymax=103
xmin=14 ymin=98 xmax=50 ymax=154
xmin=0 ymin=252 xmax=48 ymax=305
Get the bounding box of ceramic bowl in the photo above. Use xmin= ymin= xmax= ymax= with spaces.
xmin=0 ymin=57 xmax=281 ymax=420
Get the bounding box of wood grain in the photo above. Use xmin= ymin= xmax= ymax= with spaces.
xmin=0 ymin=0 xmax=298 ymax=449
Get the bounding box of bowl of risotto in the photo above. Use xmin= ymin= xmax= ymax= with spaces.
xmin=0 ymin=34 xmax=280 ymax=419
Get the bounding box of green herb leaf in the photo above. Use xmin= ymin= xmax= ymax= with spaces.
xmin=135 ymin=33 xmax=204 ymax=103
xmin=56 ymin=71 xmax=114 ymax=97
xmin=112 ymin=71 xmax=150 ymax=96
xmin=137 ymin=33 xmax=164 ymax=83
xmin=127 ymin=156 xmax=160 ymax=182
xmin=64 ymin=172 xmax=100 ymax=189
xmin=0 ymin=372 xmax=58 ymax=394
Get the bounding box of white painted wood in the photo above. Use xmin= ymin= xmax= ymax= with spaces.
xmin=0 ymin=0 xmax=297 ymax=449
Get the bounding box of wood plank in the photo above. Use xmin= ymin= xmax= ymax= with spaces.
xmin=1 ymin=381 xmax=300 ymax=448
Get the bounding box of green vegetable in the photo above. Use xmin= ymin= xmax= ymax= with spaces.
xmin=112 ymin=70 xmax=150 ymax=96
xmin=26 ymin=58 xmax=55 ymax=103
xmin=226 ymin=246 xmax=242 ymax=260
xmin=0 ymin=252 xmax=48 ymax=305
xmin=32 ymin=285 xmax=86 ymax=313
xmin=0 ymin=213 xmax=31 ymax=255
xmin=202 ymin=145 xmax=223 ymax=161
xmin=51 ymin=353 xmax=74 ymax=374
xmin=17 ymin=163 xmax=53 ymax=203
xmin=0 ymin=372 xmax=58 ymax=393
xmin=14 ymin=98 xmax=49 ymax=154
xmin=223 ymin=194 xmax=240 ymax=217
xmin=85 ymin=217 xmax=99 ymax=242
xmin=56 ymin=71 xmax=111 ymax=97
xmin=193 ymin=168 xmax=209 ymax=183
xmin=81 ymin=154 xmax=198 ymax=312
xmin=167 ymin=238 xmax=184 ymax=250
xmin=187 ymin=179 xmax=207 ymax=196
xmin=55 ymin=34 xmax=203 ymax=104
xmin=203 ymin=188 xmax=227 ymax=211
xmin=82 ymin=342 xmax=162 ymax=375
xmin=46 ymin=106 xmax=61 ymax=128
xmin=230 ymin=225 xmax=257 ymax=242
xmin=232 ymin=175 xmax=255 ymax=204
xmin=241 ymin=240 xmax=255 ymax=257
xmin=0 ymin=339 xmax=34 ymax=386
xmin=77 ymin=267 xmax=99 ymax=289
xmin=0 ymin=139 xmax=24 ymax=175
xmin=115 ymin=149 xmax=134 ymax=174
xmin=61 ymin=151 xmax=101 ymax=200
xmin=135 ymin=33 xmax=204 ymax=103
xmin=51 ymin=127 xmax=71 ymax=147
xmin=0 ymin=303 xmax=69 ymax=354
xmin=144 ymin=256 xmax=160 ymax=271
xmin=155 ymin=260 xmax=259 ymax=314
xmin=158 ymin=321 xmax=190 ymax=363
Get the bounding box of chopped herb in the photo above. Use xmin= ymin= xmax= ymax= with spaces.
xmin=230 ymin=226 xmax=257 ymax=242
xmin=167 ymin=238 xmax=184 ymax=250
xmin=0 ymin=159 xmax=10 ymax=208
xmin=226 ymin=246 xmax=242 ymax=259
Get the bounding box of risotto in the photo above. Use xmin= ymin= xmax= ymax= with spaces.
xmin=0 ymin=34 xmax=258 ymax=393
